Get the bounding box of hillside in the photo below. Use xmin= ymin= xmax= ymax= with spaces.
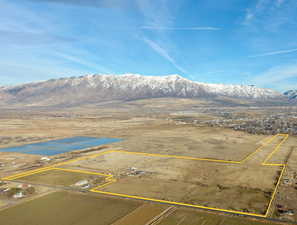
xmin=0 ymin=74 xmax=285 ymax=107
xmin=284 ymin=90 xmax=297 ymax=100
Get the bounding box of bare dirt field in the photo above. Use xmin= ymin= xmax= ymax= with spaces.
xmin=0 ymin=200 xmax=5 ymax=207
xmin=0 ymin=117 xmax=266 ymax=161
xmin=0 ymin=107 xmax=296 ymax=222
xmin=158 ymin=208 xmax=285 ymax=225
xmin=110 ymin=126 xmax=267 ymax=161
xmin=18 ymin=169 xmax=105 ymax=187
xmin=111 ymin=203 xmax=169 ymax=225
xmin=59 ymin=135 xmax=287 ymax=214
xmin=267 ymin=136 xmax=297 ymax=164
xmin=0 ymin=152 xmax=41 ymax=177
xmin=274 ymin=149 xmax=297 ymax=222
xmin=0 ymin=191 xmax=141 ymax=225
xmin=0 ymin=117 xmax=268 ymax=181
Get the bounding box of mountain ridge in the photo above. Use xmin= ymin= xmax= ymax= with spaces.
xmin=284 ymin=90 xmax=297 ymax=100
xmin=0 ymin=74 xmax=286 ymax=107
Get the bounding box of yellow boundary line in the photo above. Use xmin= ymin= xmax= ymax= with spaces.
xmin=113 ymin=150 xmax=241 ymax=164
xmin=89 ymin=189 xmax=266 ymax=217
xmin=2 ymin=166 xmax=116 ymax=190
xmin=52 ymin=167 xmax=112 ymax=177
xmin=1 ymin=150 xmax=113 ymax=181
xmin=240 ymin=134 xmax=278 ymax=163
xmin=264 ymin=165 xmax=287 ymax=217
xmin=262 ymin=134 xmax=289 ymax=217
xmin=0 ymin=134 xmax=289 ymax=218
xmin=262 ymin=134 xmax=289 ymax=166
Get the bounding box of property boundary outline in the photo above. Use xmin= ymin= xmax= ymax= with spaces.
xmin=1 ymin=133 xmax=289 ymax=218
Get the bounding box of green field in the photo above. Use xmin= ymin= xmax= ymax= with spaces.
xmin=158 ymin=209 xmax=284 ymax=225
xmin=19 ymin=169 xmax=105 ymax=186
xmin=0 ymin=191 xmax=141 ymax=225
xmin=0 ymin=200 xmax=6 ymax=207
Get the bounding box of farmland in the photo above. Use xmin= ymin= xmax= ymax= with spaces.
xmin=112 ymin=204 xmax=169 ymax=225
xmin=18 ymin=169 xmax=106 ymax=187
xmin=0 ymin=191 xmax=141 ymax=225
xmin=0 ymin=191 xmax=287 ymax=225
xmin=51 ymin=134 xmax=286 ymax=216
xmin=158 ymin=209 xmax=285 ymax=225
xmin=0 ymin=106 xmax=296 ymax=224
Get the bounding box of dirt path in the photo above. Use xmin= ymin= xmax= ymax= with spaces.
xmin=111 ymin=204 xmax=172 ymax=225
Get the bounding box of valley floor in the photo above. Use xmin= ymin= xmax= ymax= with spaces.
xmin=0 ymin=107 xmax=296 ymax=224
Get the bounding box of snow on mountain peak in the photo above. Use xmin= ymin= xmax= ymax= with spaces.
xmin=0 ymin=74 xmax=284 ymax=106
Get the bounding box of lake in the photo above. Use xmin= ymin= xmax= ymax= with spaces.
xmin=0 ymin=136 xmax=122 ymax=156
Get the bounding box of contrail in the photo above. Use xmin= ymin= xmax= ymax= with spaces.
xmin=29 ymin=0 xmax=130 ymax=9
xmin=249 ymin=48 xmax=297 ymax=57
xmin=141 ymin=26 xmax=220 ymax=31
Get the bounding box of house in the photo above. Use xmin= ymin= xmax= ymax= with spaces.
xmin=13 ymin=192 xmax=24 ymax=199
xmin=283 ymin=178 xmax=291 ymax=185
xmin=17 ymin=184 xmax=31 ymax=189
xmin=81 ymin=184 xmax=90 ymax=189
xmin=74 ymin=180 xmax=89 ymax=187
xmin=41 ymin=157 xmax=51 ymax=161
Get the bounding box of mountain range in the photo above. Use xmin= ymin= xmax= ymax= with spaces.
xmin=284 ymin=90 xmax=297 ymax=101
xmin=0 ymin=74 xmax=290 ymax=107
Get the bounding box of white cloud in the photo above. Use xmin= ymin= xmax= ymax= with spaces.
xmin=242 ymin=0 xmax=296 ymax=31
xmin=249 ymin=47 xmax=297 ymax=57
xmin=0 ymin=0 xmax=57 ymax=34
xmin=136 ymin=0 xmax=173 ymax=27
xmin=53 ymin=51 xmax=112 ymax=73
xmin=0 ymin=0 xmax=114 ymax=84
xmin=142 ymin=37 xmax=187 ymax=73
xmin=276 ymin=0 xmax=285 ymax=7
xmin=0 ymin=60 xmax=90 ymax=85
xmin=255 ymin=0 xmax=271 ymax=10
xmin=242 ymin=0 xmax=275 ymax=25
xmin=137 ymin=1 xmax=218 ymax=32
xmin=136 ymin=1 xmax=195 ymax=75
xmin=206 ymin=70 xmax=225 ymax=74
xmin=243 ymin=9 xmax=255 ymax=24
xmin=252 ymin=64 xmax=297 ymax=90
xmin=141 ymin=26 xmax=220 ymax=31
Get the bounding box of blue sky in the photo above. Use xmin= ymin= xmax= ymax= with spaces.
xmin=0 ymin=0 xmax=297 ymax=91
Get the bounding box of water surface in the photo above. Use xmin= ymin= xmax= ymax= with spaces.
xmin=0 ymin=136 xmax=121 ymax=156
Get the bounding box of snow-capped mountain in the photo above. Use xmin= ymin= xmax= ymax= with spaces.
xmin=0 ymin=74 xmax=284 ymax=106
xmin=284 ymin=90 xmax=297 ymax=100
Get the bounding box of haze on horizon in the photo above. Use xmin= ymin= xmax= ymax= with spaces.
xmin=0 ymin=0 xmax=297 ymax=91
